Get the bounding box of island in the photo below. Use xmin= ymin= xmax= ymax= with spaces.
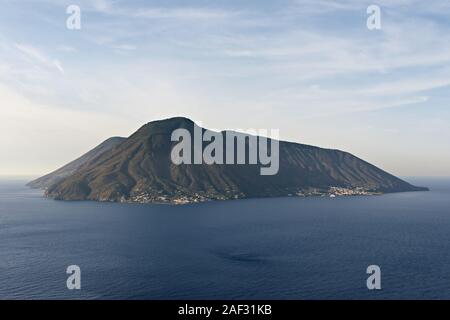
xmin=28 ymin=117 xmax=428 ymax=204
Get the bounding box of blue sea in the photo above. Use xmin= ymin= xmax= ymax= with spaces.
xmin=0 ymin=177 xmax=449 ymax=300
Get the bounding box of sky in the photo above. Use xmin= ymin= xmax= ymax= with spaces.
xmin=0 ymin=0 xmax=449 ymax=177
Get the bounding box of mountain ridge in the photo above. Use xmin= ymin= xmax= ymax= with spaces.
xmin=27 ymin=136 xmax=126 ymax=189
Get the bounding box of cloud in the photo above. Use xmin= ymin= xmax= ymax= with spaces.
xmin=91 ymin=0 xmax=113 ymax=14
xmin=0 ymin=83 xmax=133 ymax=175
xmin=111 ymin=44 xmax=137 ymax=51
xmin=291 ymin=0 xmax=366 ymax=13
xmin=4 ymin=1 xmax=450 ymax=119
xmin=133 ymin=7 xmax=238 ymax=20
xmin=64 ymin=0 xmax=239 ymax=21
xmin=14 ymin=43 xmax=65 ymax=75
xmin=57 ymin=45 xmax=77 ymax=52
xmin=53 ymin=60 xmax=65 ymax=74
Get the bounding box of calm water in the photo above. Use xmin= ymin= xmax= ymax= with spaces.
xmin=0 ymin=178 xmax=449 ymax=300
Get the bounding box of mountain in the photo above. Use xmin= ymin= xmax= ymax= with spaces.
xmin=43 ymin=117 xmax=428 ymax=204
xmin=27 ymin=137 xmax=126 ymax=189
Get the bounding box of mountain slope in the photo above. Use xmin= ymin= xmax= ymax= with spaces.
xmin=27 ymin=137 xmax=126 ymax=189
xmin=45 ymin=117 xmax=428 ymax=203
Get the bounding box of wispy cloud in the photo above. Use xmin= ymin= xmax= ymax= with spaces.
xmin=57 ymin=45 xmax=77 ymax=52
xmin=14 ymin=43 xmax=65 ymax=75
xmin=4 ymin=1 xmax=450 ymax=116
xmin=133 ymin=7 xmax=238 ymax=20
xmin=111 ymin=44 xmax=137 ymax=51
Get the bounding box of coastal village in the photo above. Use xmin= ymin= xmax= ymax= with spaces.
xmin=124 ymin=186 xmax=381 ymax=205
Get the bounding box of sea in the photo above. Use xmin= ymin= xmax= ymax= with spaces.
xmin=0 ymin=177 xmax=449 ymax=300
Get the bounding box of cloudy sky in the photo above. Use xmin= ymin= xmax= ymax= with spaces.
xmin=1 ymin=0 xmax=449 ymax=177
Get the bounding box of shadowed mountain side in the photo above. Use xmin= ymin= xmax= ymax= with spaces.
xmin=44 ymin=117 xmax=428 ymax=204
xmin=27 ymin=137 xmax=126 ymax=189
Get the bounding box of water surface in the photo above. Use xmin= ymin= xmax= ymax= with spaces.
xmin=0 ymin=178 xmax=449 ymax=299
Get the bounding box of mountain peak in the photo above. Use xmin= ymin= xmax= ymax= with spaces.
xmin=145 ymin=116 xmax=195 ymax=129
xmin=131 ymin=116 xmax=196 ymax=138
